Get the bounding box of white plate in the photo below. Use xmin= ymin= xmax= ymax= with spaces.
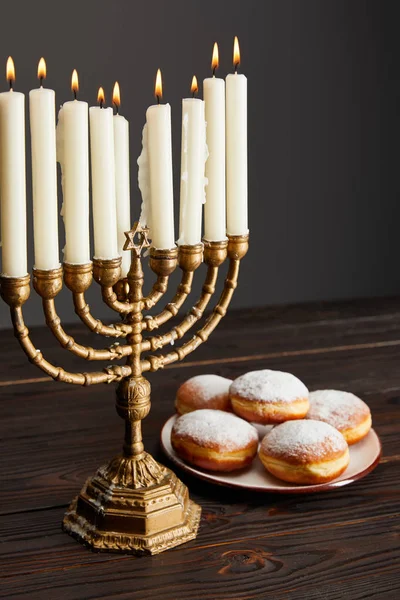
xmin=161 ymin=415 xmax=382 ymax=494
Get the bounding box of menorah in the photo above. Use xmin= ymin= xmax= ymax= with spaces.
xmin=0 ymin=222 xmax=249 ymax=555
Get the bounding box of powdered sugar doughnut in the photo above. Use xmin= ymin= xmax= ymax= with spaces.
xmin=175 ymin=374 xmax=232 ymax=415
xmin=259 ymin=419 xmax=350 ymax=484
xmin=230 ymin=369 xmax=309 ymax=424
xmin=171 ymin=409 xmax=258 ymax=472
xmin=307 ymin=389 xmax=372 ymax=445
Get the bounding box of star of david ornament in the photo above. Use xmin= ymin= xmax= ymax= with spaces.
xmin=123 ymin=222 xmax=151 ymax=256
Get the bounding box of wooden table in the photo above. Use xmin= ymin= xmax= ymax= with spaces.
xmin=1 ymin=298 xmax=399 ymax=599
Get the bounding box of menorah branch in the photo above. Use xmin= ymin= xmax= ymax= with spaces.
xmin=43 ymin=297 xmax=131 ymax=361
xmin=64 ymin=263 xmax=130 ymax=338
xmin=142 ymin=271 xmax=193 ymax=334
xmin=141 ymin=234 xmax=248 ymax=373
xmin=33 ymin=268 xmax=131 ymax=361
xmin=141 ymin=239 xmax=227 ymax=352
xmin=142 ymin=276 xmax=169 ymax=309
xmin=0 ymin=275 xmax=118 ymax=385
xmin=142 ymin=246 xmax=179 ymax=309
xmin=141 ymin=243 xmax=203 ymax=333
xmin=72 ymin=290 xmax=131 ymax=337
xmin=93 ymin=257 xmax=138 ymax=315
xmin=157 ymin=259 xmax=240 ymax=367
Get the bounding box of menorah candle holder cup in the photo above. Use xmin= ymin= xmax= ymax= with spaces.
xmin=0 ymin=225 xmax=249 ymax=555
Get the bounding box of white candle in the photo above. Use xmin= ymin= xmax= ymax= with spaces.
xmin=0 ymin=57 xmax=27 ymax=277
xmin=145 ymin=69 xmax=175 ymax=249
xmin=203 ymin=43 xmax=226 ymax=241
xmin=112 ymin=82 xmax=131 ymax=277
xmin=29 ymin=58 xmax=59 ymax=270
xmin=226 ymin=37 xmax=248 ymax=235
xmin=89 ymin=88 xmax=118 ymax=260
xmin=178 ymin=77 xmax=208 ymax=246
xmin=56 ymin=70 xmax=90 ymax=265
xmin=138 ymin=123 xmax=152 ymax=234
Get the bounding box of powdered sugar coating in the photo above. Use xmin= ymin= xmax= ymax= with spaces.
xmin=308 ymin=389 xmax=370 ymax=431
xmin=172 ymin=409 xmax=258 ymax=452
xmin=230 ymin=370 xmax=309 ymax=403
xmin=179 ymin=374 xmax=232 ymax=402
xmin=261 ymin=419 xmax=347 ymax=463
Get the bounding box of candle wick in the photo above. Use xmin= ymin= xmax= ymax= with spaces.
xmin=157 ymin=95 xmax=160 ymax=106
xmin=114 ymin=103 xmax=119 ymax=115
xmin=100 ymin=100 xmax=103 ymax=109
xmin=39 ymin=77 xmax=43 ymax=87
xmin=234 ymin=62 xmax=239 ymax=74
xmin=73 ymin=89 xmax=77 ymax=100
xmin=9 ymin=79 xmax=13 ymax=90
xmin=212 ymin=66 xmax=216 ymax=77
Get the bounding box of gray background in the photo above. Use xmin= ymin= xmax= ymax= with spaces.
xmin=0 ymin=0 xmax=399 ymax=328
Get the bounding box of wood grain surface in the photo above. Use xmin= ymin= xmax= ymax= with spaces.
xmin=0 ymin=296 xmax=399 ymax=599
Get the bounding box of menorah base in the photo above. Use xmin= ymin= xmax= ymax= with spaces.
xmin=62 ymin=454 xmax=201 ymax=555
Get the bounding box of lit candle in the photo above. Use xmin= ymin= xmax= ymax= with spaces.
xmin=226 ymin=36 xmax=248 ymax=235
xmin=89 ymin=87 xmax=119 ymax=259
xmin=203 ymin=43 xmax=226 ymax=241
xmin=178 ymin=76 xmax=207 ymax=246
xmin=112 ymin=82 xmax=131 ymax=277
xmin=142 ymin=69 xmax=175 ymax=249
xmin=29 ymin=58 xmax=59 ymax=270
xmin=0 ymin=57 xmax=27 ymax=277
xmin=56 ymin=70 xmax=90 ymax=265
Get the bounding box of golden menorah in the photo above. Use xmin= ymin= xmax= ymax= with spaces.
xmin=0 ymin=222 xmax=249 ymax=555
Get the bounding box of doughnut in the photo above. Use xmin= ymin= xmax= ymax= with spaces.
xmin=259 ymin=419 xmax=350 ymax=484
xmin=230 ymin=369 xmax=309 ymax=424
xmin=171 ymin=409 xmax=258 ymax=472
xmin=307 ymin=389 xmax=372 ymax=445
xmin=175 ymin=374 xmax=232 ymax=415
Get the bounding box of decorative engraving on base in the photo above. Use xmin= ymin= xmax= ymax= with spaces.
xmin=99 ymin=452 xmax=166 ymax=488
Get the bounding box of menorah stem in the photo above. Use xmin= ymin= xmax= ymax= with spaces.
xmin=119 ymin=250 xmax=148 ymax=458
xmin=3 ymin=293 xmax=117 ymax=385
xmin=124 ymin=420 xmax=144 ymax=455
xmin=126 ymin=252 xmax=144 ymax=376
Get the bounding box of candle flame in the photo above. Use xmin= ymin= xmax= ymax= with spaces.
xmin=97 ymin=87 xmax=105 ymax=105
xmin=71 ymin=69 xmax=79 ymax=94
xmin=191 ymin=75 xmax=198 ymax=95
xmin=211 ymin=42 xmax=219 ymax=73
xmin=155 ymin=68 xmax=162 ymax=101
xmin=6 ymin=56 xmax=15 ymax=85
xmin=37 ymin=57 xmax=46 ymax=81
xmin=233 ymin=36 xmax=240 ymax=69
xmin=112 ymin=81 xmax=120 ymax=107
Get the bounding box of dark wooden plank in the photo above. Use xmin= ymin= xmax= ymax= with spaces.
xmin=0 ymin=459 xmax=398 ymax=567
xmin=1 ymin=345 xmax=400 ymax=514
xmin=0 ymin=513 xmax=399 ymax=600
xmin=0 ymin=389 xmax=397 ymax=516
xmin=1 ymin=298 xmax=400 ymax=599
